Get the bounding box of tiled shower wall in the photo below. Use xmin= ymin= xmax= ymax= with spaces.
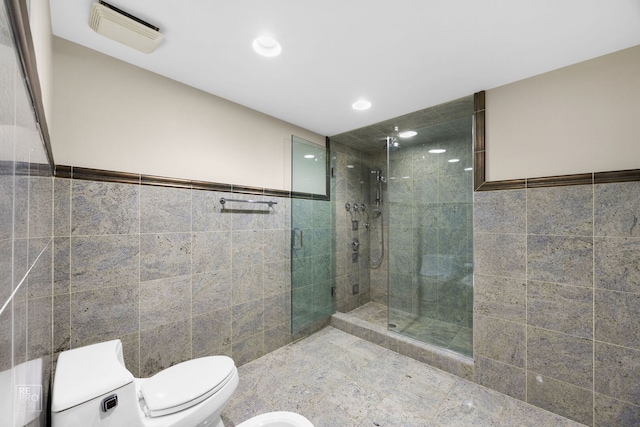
xmin=331 ymin=141 xmax=374 ymax=312
xmin=1 ymin=4 xmax=54 ymax=425
xmin=53 ymin=179 xmax=293 ymax=375
xmin=473 ymin=183 xmax=640 ymax=426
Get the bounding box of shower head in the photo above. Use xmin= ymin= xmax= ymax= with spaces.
xmin=382 ymin=139 xmax=401 ymax=151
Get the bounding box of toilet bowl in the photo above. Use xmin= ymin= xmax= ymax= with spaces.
xmin=236 ymin=411 xmax=314 ymax=427
xmin=51 ymin=339 xmax=239 ymax=427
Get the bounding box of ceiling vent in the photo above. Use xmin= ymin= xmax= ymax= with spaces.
xmin=89 ymin=1 xmax=164 ymax=54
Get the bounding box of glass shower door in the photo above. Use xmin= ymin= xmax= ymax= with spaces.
xmin=387 ymin=115 xmax=474 ymax=357
xmin=290 ymin=136 xmax=335 ymax=332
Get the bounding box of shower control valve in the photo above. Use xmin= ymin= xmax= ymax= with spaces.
xmin=351 ymin=238 xmax=360 ymax=252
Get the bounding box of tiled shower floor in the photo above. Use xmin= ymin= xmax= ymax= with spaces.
xmin=222 ymin=326 xmax=584 ymax=426
xmin=348 ymin=302 xmax=473 ymax=357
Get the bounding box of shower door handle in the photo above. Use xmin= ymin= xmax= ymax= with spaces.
xmin=292 ymin=228 xmax=303 ymax=250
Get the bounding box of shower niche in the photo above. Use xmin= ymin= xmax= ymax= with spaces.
xmin=330 ymin=95 xmax=474 ymax=358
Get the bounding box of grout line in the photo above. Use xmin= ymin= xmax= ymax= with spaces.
xmin=229 ymin=191 xmax=235 ymax=360
xmin=592 ymin=180 xmax=596 ymax=425
xmin=66 ymin=179 xmax=72 ymax=351
xmin=137 ymin=182 xmax=141 ymax=375
xmin=476 ymin=271 xmax=592 ymax=289
xmin=477 ymin=230 xmax=594 ymax=238
xmin=50 ymin=177 xmax=55 ymax=366
xmin=524 ymin=185 xmax=529 ymax=403
xmin=592 ymin=338 xmax=640 ymax=352
xmin=189 ymin=187 xmax=193 ymax=360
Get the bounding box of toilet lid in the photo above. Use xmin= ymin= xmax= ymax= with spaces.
xmin=140 ymin=356 xmax=236 ymax=418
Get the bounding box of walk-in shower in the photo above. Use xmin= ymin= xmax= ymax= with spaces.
xmin=330 ymin=95 xmax=475 ymax=358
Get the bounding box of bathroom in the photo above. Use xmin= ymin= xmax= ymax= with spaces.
xmin=2 ymin=1 xmax=640 ymax=426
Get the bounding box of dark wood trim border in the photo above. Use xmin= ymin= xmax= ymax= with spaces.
xmin=323 ymin=136 xmax=332 ymax=202
xmin=74 ymin=167 xmax=140 ymax=185
xmin=527 ymin=173 xmax=593 ymax=188
xmin=594 ymin=169 xmax=640 ymax=184
xmin=472 ymin=91 xmax=640 ymax=191
xmin=191 ymin=180 xmax=234 ymax=192
xmin=472 ymin=91 xmax=487 ymax=191
xmin=55 ymin=164 xmax=337 ymax=200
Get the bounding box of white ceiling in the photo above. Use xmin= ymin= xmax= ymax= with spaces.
xmin=49 ymin=0 xmax=640 ymax=137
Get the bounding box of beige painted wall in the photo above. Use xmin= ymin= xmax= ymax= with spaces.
xmin=51 ymin=37 xmax=324 ymax=190
xmin=485 ymin=45 xmax=640 ymax=182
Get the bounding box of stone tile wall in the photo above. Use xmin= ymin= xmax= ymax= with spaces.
xmin=53 ymin=179 xmax=293 ymax=375
xmin=473 ymin=183 xmax=640 ymax=426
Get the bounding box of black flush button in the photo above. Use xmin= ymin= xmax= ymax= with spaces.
xmin=101 ymin=394 xmax=118 ymax=412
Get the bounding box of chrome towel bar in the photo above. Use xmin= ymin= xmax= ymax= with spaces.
xmin=219 ymin=197 xmax=277 ymax=208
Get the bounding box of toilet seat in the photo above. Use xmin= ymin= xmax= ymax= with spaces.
xmin=140 ymin=356 xmax=235 ymax=418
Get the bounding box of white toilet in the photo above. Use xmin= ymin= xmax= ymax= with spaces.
xmin=51 ymin=339 xmax=314 ymax=427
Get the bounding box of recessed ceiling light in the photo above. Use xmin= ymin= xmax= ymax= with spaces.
xmin=352 ymin=100 xmax=371 ymax=111
xmin=253 ymin=36 xmax=281 ymax=57
xmin=346 ymin=164 xmax=355 ymax=169
xmin=464 ymin=167 xmax=473 ymax=171
xmin=429 ymin=149 xmax=446 ymax=154
xmin=448 ymin=158 xmax=460 ymax=163
xmin=304 ymin=154 xmax=315 ymax=159
xmin=398 ymin=131 xmax=417 ymax=138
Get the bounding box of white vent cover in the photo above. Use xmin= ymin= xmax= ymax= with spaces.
xmin=89 ymin=2 xmax=164 ymax=54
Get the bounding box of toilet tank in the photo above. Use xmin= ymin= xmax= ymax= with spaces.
xmin=51 ymin=340 xmax=141 ymax=427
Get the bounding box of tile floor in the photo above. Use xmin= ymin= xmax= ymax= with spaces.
xmin=347 ymin=302 xmax=473 ymax=358
xmin=221 ymin=326 xmax=585 ymax=426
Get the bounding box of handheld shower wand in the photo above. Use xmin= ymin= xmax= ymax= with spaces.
xmin=369 ymin=167 xmax=385 ymax=268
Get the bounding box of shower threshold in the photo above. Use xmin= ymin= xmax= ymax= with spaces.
xmin=330 ymin=303 xmax=474 ymax=381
